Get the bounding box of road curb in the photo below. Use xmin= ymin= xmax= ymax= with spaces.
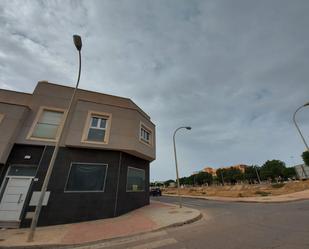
xmin=0 ymin=207 xmax=202 ymax=249
xmin=162 ymin=193 xmax=309 ymax=204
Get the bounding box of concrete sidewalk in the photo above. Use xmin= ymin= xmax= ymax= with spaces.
xmin=0 ymin=201 xmax=201 ymax=248
xmin=164 ymin=189 xmax=309 ymax=203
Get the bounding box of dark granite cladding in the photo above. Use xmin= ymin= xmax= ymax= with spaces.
xmin=36 ymin=147 xmax=122 ymax=226
xmin=0 ymin=144 xmax=47 ymax=183
xmin=5 ymin=144 xmax=46 ymax=166
xmin=2 ymin=144 xmax=150 ymax=227
xmin=0 ymin=163 xmax=6 ymax=186
xmin=115 ymin=153 xmax=150 ymax=216
xmin=20 ymin=146 xmax=55 ymax=227
xmin=3 ymin=144 xmax=54 ymax=228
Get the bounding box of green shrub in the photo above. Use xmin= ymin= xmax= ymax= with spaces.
xmin=255 ymin=191 xmax=271 ymax=196
xmin=302 ymin=151 xmax=309 ymax=166
xmin=260 ymin=160 xmax=285 ymax=181
xmin=272 ymin=183 xmax=285 ymax=188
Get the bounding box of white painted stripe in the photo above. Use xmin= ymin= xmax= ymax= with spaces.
xmin=181 ymin=201 xmax=205 ymax=207
xmin=183 ymin=202 xmax=205 ymax=207
xmin=74 ymin=231 xmax=168 ymax=249
xmin=126 ymin=238 xmax=178 ymax=249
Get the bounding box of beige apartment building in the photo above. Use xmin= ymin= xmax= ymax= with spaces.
xmin=203 ymin=167 xmax=217 ymax=176
xmin=0 ymin=81 xmax=155 ymax=228
xmin=203 ymin=164 xmax=248 ymax=176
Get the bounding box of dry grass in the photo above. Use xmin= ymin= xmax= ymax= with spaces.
xmin=163 ymin=180 xmax=309 ymax=198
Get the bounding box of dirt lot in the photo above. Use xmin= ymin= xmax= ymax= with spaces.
xmin=163 ymin=180 xmax=309 ymax=197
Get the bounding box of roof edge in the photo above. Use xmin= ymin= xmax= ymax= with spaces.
xmin=37 ymin=81 xmax=151 ymax=121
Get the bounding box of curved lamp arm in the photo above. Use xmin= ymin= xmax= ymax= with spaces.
xmin=173 ymin=126 xmax=192 ymax=208
xmin=293 ymin=103 xmax=309 ymax=151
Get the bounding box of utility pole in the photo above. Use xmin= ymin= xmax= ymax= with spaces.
xmin=254 ymin=166 xmax=261 ymax=184
xmin=173 ymin=126 xmax=192 ymax=208
xmin=27 ymin=35 xmax=82 ymax=242
xmin=220 ymin=170 xmax=224 ymax=186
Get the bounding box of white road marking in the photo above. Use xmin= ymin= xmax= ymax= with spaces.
xmin=73 ymin=230 xmax=169 ymax=249
xmin=126 ymin=238 xmax=178 ymax=249
xmin=181 ymin=202 xmax=207 ymax=208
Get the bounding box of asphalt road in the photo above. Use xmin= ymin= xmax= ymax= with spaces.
xmin=89 ymin=196 xmax=309 ymax=249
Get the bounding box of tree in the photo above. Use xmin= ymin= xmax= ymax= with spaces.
xmin=282 ymin=167 xmax=296 ymax=180
xmin=244 ymin=166 xmax=260 ymax=184
xmin=195 ymin=172 xmax=213 ymax=185
xmin=179 ymin=176 xmax=194 ymax=186
xmin=231 ymin=168 xmax=243 ymax=183
xmin=302 ymin=151 xmax=309 ymax=166
xmin=178 ymin=177 xmax=186 ymax=186
xmin=178 ymin=172 xmax=213 ymax=186
xmin=260 ymin=160 xmax=286 ymax=181
xmin=216 ymin=168 xmax=225 ymax=185
xmin=164 ymin=179 xmax=175 ymax=187
xmin=216 ymin=168 xmax=244 ymax=185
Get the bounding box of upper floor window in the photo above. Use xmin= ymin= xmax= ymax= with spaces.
xmin=28 ymin=107 xmax=65 ymax=141
xmin=141 ymin=127 xmax=150 ymax=143
xmin=82 ymin=111 xmax=112 ymax=144
xmin=88 ymin=116 xmax=107 ymax=141
xmin=139 ymin=122 xmax=152 ymax=146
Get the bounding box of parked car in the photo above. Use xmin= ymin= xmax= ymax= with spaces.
xmin=150 ymin=187 xmax=162 ymax=196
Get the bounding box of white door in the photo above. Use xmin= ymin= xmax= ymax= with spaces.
xmin=0 ymin=177 xmax=32 ymax=221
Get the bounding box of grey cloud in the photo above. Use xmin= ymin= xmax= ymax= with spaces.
xmin=0 ymin=0 xmax=308 ymax=180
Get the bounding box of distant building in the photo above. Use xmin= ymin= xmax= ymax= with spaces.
xmin=169 ymin=182 xmax=176 ymax=187
xmin=230 ymin=164 xmax=247 ymax=173
xmin=203 ymin=167 xmax=217 ymax=176
xmin=202 ymin=164 xmax=248 ymax=176
xmin=294 ymin=164 xmax=309 ymax=180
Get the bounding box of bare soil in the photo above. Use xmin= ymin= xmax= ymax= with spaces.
xmin=163 ymin=180 xmax=309 ymax=197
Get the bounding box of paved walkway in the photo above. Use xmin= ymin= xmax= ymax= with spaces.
xmin=0 ymin=201 xmax=201 ymax=248
xmin=164 ymin=189 xmax=309 ymax=203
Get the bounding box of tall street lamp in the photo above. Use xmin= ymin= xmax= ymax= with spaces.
xmin=28 ymin=35 xmax=82 ymax=242
xmin=254 ymin=166 xmax=261 ymax=184
xmin=293 ymin=102 xmax=309 ymax=151
xmin=220 ymin=170 xmax=224 ymax=186
xmin=173 ymin=126 xmax=191 ymax=208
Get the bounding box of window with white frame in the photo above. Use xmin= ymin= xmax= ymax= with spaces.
xmin=126 ymin=167 xmax=145 ymax=192
xmin=85 ymin=114 xmax=109 ymax=142
xmin=140 ymin=124 xmax=152 ymax=145
xmin=30 ymin=108 xmax=64 ymax=140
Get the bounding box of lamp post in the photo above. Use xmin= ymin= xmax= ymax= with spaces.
xmin=27 ymin=35 xmax=82 ymax=242
xmin=220 ymin=170 xmax=224 ymax=186
xmin=293 ymin=102 xmax=309 ymax=151
xmin=254 ymin=166 xmax=261 ymax=184
xmin=173 ymin=126 xmax=191 ymax=208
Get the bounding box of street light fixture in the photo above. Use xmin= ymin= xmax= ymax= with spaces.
xmin=293 ymin=102 xmax=309 ymax=151
xmin=27 ymin=35 xmax=82 ymax=242
xmin=73 ymin=35 xmax=82 ymax=51
xmin=173 ymin=126 xmax=192 ymax=208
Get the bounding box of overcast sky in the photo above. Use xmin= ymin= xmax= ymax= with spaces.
xmin=1 ymin=0 xmax=309 ymax=181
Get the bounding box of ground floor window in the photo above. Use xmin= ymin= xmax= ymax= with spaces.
xmin=65 ymin=163 xmax=108 ymax=192
xmin=126 ymin=167 xmax=145 ymax=192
